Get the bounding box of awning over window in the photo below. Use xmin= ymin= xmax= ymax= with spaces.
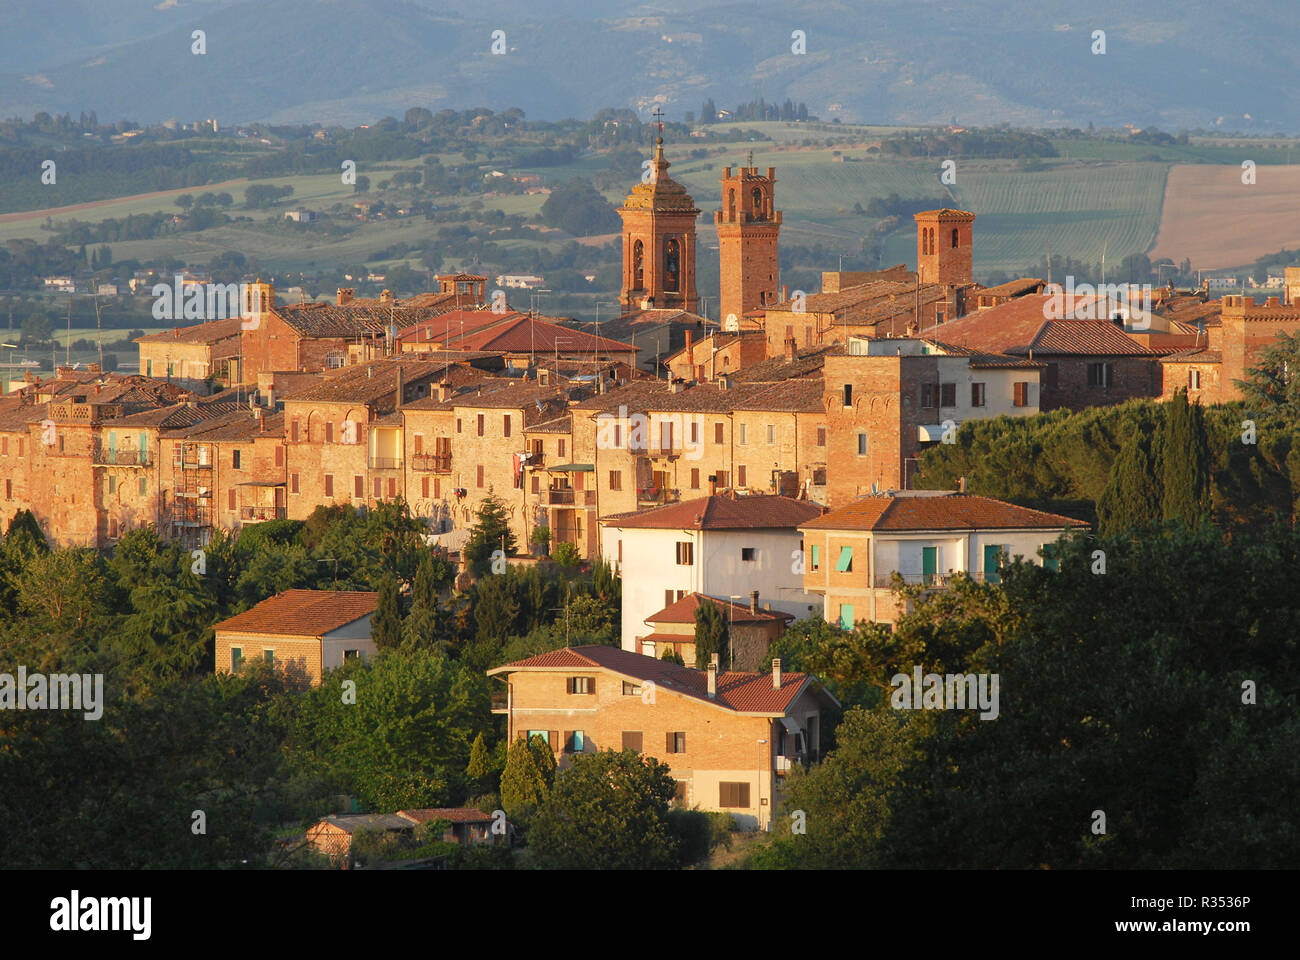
xmin=548 ymin=463 xmax=594 ymax=472
xmin=780 ymin=716 xmax=802 ymax=734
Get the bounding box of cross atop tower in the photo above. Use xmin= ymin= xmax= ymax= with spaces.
xmin=651 ymin=107 xmax=665 ymax=141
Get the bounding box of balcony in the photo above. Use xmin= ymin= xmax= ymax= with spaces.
xmin=871 ymin=571 xmax=992 ymax=588
xmin=93 ymin=447 xmax=150 ymax=467
xmin=637 ymin=487 xmax=680 ymax=507
xmin=241 ymin=506 xmax=287 ymax=522
xmin=410 ymin=453 xmax=452 ymax=473
xmin=546 ymin=487 xmax=575 ymax=505
xmin=368 ymin=457 xmax=403 ymax=471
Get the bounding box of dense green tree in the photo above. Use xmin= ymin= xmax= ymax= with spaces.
xmin=529 ymin=749 xmax=681 ymax=869
xmin=372 ymin=573 xmax=403 ymax=651
xmin=1161 ymin=388 xmax=1211 ymax=527
xmin=539 ymin=179 xmax=620 ymax=237
xmin=1095 ymin=427 xmax=1162 ymax=536
xmin=462 ymin=489 xmax=517 ymax=577
xmin=692 ymin=599 xmax=729 ymax=669
xmin=500 ymin=733 xmax=553 ymax=824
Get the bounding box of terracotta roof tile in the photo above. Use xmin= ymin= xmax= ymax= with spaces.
xmin=926 ymin=294 xmax=1157 ymax=356
xmin=645 ymin=593 xmax=794 ymax=626
xmin=801 ymin=493 xmax=1088 ymax=532
xmin=214 ymin=589 xmax=377 ymax=637
xmin=488 ymin=645 xmax=826 ymax=715
xmin=603 ymin=493 xmax=824 ymax=530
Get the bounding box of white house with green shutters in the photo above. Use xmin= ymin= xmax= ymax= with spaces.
xmin=798 ymin=491 xmax=1088 ymax=628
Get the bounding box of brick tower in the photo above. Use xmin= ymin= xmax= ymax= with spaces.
xmin=716 ymin=162 xmax=781 ymax=329
xmin=914 ymin=208 xmax=975 ymax=285
xmin=618 ymin=124 xmax=700 ymax=313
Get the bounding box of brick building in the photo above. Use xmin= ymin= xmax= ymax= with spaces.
xmin=1160 ymin=295 xmax=1300 ymax=403
xmin=487 ymin=645 xmax=839 ymax=829
xmin=716 ymin=164 xmax=781 ymax=329
xmin=136 ymin=317 xmax=243 ymax=388
xmin=215 ymin=588 xmax=378 ymax=685
xmin=618 ymin=137 xmax=700 ymax=314
xmin=639 ymin=592 xmax=794 ymax=671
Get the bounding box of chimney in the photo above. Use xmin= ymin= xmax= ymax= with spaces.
xmin=772 ymin=658 xmax=782 ymax=689
xmin=88 ymin=362 xmax=101 ymax=374
xmin=379 ymin=289 xmax=394 ymax=304
xmin=437 ymin=381 xmax=451 ymax=402
xmin=750 ymin=590 xmax=759 ymax=614
xmin=336 ymin=287 xmax=354 ymax=306
xmin=708 ymin=474 xmax=717 ymax=495
xmin=784 ymin=337 xmax=797 ymax=361
xmin=707 ymin=654 xmax=718 ymax=698
xmin=685 ymin=329 xmax=693 ymax=354
xmin=958 ymin=476 xmax=967 ymax=494
xmin=395 ymin=365 xmax=405 ymax=409
xmin=717 ymin=375 xmax=730 ymax=391
xmin=781 ymin=284 xmax=789 ymax=303
xmin=367 ymin=365 xmax=374 ymax=379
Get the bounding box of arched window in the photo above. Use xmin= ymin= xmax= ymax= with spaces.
xmin=951 ymin=228 xmax=959 ymax=248
xmin=930 ymin=228 xmax=936 ymax=255
xmin=632 ymin=239 xmax=644 ymax=290
xmin=752 ymin=187 xmax=764 ymax=219
xmin=728 ymin=189 xmax=736 ymax=222
xmin=664 ymin=238 xmax=680 ymax=292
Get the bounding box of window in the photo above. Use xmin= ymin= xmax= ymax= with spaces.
xmin=737 ymin=465 xmax=747 ymax=487
xmin=690 ymin=421 xmax=699 ymax=444
xmin=477 ymin=464 xmax=485 ymax=487
xmin=676 ymin=541 xmax=694 ymax=565
xmin=373 ymin=477 xmax=382 ymax=498
xmin=344 ymin=649 xmax=361 ymax=660
xmin=741 ymin=547 xmax=756 ymax=562
xmin=715 ymin=470 xmax=728 ymax=488
xmin=291 ymin=473 xmax=299 ymax=494
xmin=842 ymin=384 xmax=853 ymax=407
xmin=940 ymin=382 xmax=956 ymax=407
xmin=1087 ymin=362 xmax=1113 ymax=388
xmin=666 ymin=732 xmax=686 ymax=754
xmin=457 ymin=418 xmax=462 ymax=433
xmin=836 ymin=546 xmax=853 ymax=572
xmin=566 ymin=676 xmax=594 ymax=695
xmin=839 ymin=604 xmax=855 ymax=630
xmin=810 ymin=544 xmax=820 ymax=570
xmin=766 ymin=424 xmax=775 ymax=444
xmin=527 ymin=730 xmax=550 ymax=745
xmin=1043 ymin=542 xmax=1060 ymax=572
xmin=921 ymin=383 xmax=938 ymax=407
xmin=558 ymin=439 xmax=566 ymax=458
xmin=325 ymin=422 xmax=333 ymax=444
xmin=714 ymin=422 xmax=724 ymax=444
xmin=324 ymin=475 xmax=334 ymax=497
xmin=275 ymin=445 xmax=283 ymax=466
xmin=387 ymin=478 xmax=396 ymax=498
xmin=952 ymin=227 xmax=959 ymax=248
xmin=1189 ymin=369 xmax=1201 ymax=390
xmin=971 ymin=382 xmax=986 ymax=407
xmin=139 ymin=477 xmax=146 ymax=496
xmin=477 ymin=414 xmax=485 ymax=436
xmin=421 ymin=476 xmax=429 ymax=498
xmin=664 ymin=238 xmax=680 ymax=292
xmin=719 ymin=782 xmax=750 ymax=808
xmin=857 ymin=433 xmax=868 ymax=456
xmin=817 ymin=426 xmax=826 ymax=446
xmin=738 ymin=423 xmax=747 ymax=445
xmin=263 ymin=650 xmax=275 ymax=664
xmin=232 ymin=449 xmax=241 ymax=469
xmin=356 ymin=476 xmax=364 ymax=498
xmin=531 ymin=476 xmax=539 ymax=493
xmin=1013 ymin=382 xmax=1030 ymax=407
xmin=228 ymin=489 xmax=236 ymax=511
xmin=565 ymin=730 xmax=585 ymax=753
xmin=660 ymin=421 xmax=674 ymax=451
xmin=622 ymin=682 xmax=642 ymax=696
xmin=674 ymin=781 xmax=688 ymax=801
xmin=107 ymin=475 xmax=116 ymax=494
xmin=609 ymin=470 xmax=622 ymax=491
xmin=622 ymin=731 xmax=643 ymax=752
xmin=690 ymin=468 xmax=699 ymax=489
xmin=665 ymin=589 xmax=675 ymax=607
xmin=503 ymin=415 xmax=511 ymax=437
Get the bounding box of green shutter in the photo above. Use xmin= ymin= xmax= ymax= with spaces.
xmin=810 ymin=544 xmax=819 ymax=568
xmin=840 ymin=604 xmax=855 ymax=629
xmin=1043 ymin=543 xmax=1059 ymax=572
xmin=983 ymin=544 xmax=1003 ymax=584
xmin=836 ymin=546 xmax=853 ymax=572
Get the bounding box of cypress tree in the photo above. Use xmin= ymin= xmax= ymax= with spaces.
xmin=1096 ymin=429 xmax=1162 ymax=536
xmin=372 ymin=573 xmax=402 ymax=651
xmin=693 ymin=599 xmax=729 ymax=669
xmin=1162 ymin=389 xmax=1211 ymax=528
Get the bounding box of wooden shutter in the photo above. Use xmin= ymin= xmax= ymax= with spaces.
xmin=565 ymin=677 xmax=574 ymax=694
xmin=666 ymin=731 xmax=675 ymax=753
xmin=739 ymin=783 xmax=750 ymax=807
xmin=549 ymin=730 xmax=558 ymax=749
xmin=562 ymin=730 xmax=572 ymax=753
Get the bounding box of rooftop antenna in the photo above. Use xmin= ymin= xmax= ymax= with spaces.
xmin=1046 ymin=239 xmax=1053 ymax=288
xmin=92 ymin=295 xmax=104 ymax=370
xmin=65 ymin=300 xmax=71 ymax=366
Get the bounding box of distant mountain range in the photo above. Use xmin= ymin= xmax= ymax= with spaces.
xmin=3 ymin=0 xmax=1299 ymax=131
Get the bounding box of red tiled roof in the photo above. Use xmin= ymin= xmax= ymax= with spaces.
xmin=927 ymin=294 xmax=1157 ymax=356
xmin=801 ymin=493 xmax=1088 ymax=532
xmin=487 ymin=645 xmax=827 ymax=715
xmin=603 ymin=493 xmax=825 ymax=530
xmin=645 ymin=593 xmax=794 ymax=626
xmin=456 ymin=315 xmax=638 ymax=355
xmin=395 ymin=310 xmax=522 ymax=343
xmin=135 ymin=317 xmax=243 ymax=344
xmin=214 ymin=589 xmax=378 ymax=637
